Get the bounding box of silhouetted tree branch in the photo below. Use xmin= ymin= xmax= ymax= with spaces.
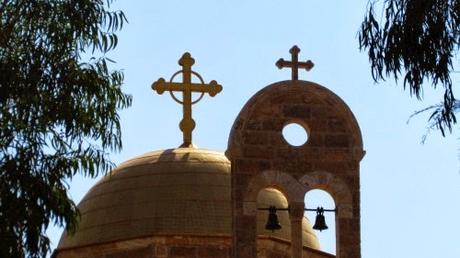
xmin=359 ymin=0 xmax=460 ymax=136
xmin=0 ymin=1 xmax=131 ymax=257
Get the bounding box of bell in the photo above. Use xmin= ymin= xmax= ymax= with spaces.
xmin=312 ymin=207 xmax=328 ymax=232
xmin=265 ymin=206 xmax=282 ymax=232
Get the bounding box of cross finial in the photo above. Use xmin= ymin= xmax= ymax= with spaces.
xmin=151 ymin=52 xmax=222 ymax=148
xmin=276 ymin=45 xmax=314 ymax=80
xmin=179 ymin=52 xmax=195 ymax=68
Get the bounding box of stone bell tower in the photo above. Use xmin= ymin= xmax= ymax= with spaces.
xmin=227 ymin=46 xmax=365 ymax=258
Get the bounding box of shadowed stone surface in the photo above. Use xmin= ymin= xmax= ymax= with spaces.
xmin=228 ymin=80 xmax=364 ymax=258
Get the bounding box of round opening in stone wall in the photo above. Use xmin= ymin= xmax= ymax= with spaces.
xmin=282 ymin=123 xmax=308 ymax=146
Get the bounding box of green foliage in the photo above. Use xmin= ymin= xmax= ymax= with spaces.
xmin=359 ymin=0 xmax=460 ymax=135
xmin=0 ymin=0 xmax=131 ymax=257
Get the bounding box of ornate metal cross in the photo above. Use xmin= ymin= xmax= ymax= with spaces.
xmin=152 ymin=52 xmax=222 ymax=148
xmin=276 ymin=45 xmax=314 ymax=80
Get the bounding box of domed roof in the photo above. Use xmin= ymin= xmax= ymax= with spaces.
xmin=57 ymin=148 xmax=319 ymax=250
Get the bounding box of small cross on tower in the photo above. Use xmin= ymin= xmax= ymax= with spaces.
xmin=152 ymin=52 xmax=222 ymax=148
xmin=276 ymin=45 xmax=314 ymax=80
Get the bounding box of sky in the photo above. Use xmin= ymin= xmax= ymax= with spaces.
xmin=47 ymin=1 xmax=460 ymax=257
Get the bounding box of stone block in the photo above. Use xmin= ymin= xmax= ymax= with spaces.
xmin=323 ymin=149 xmax=353 ymax=161
xmin=307 ymin=119 xmax=328 ymax=132
xmin=262 ymin=119 xmax=284 ymax=131
xmin=243 ymin=131 xmax=268 ymax=145
xmin=245 ymin=120 xmax=263 ymax=130
xmin=196 ymin=246 xmax=230 ymax=258
xmin=325 ymin=134 xmax=349 ymax=148
xmin=306 ymin=134 xmax=324 ymax=147
xmin=156 ymin=245 xmax=168 ymax=257
xmin=169 ymin=246 xmax=196 ymax=257
xmin=105 ymin=246 xmax=153 ymax=258
xmin=282 ymin=104 xmax=311 ymax=118
xmin=328 ymin=118 xmax=347 ymax=133
xmin=242 ymin=146 xmax=273 ymax=159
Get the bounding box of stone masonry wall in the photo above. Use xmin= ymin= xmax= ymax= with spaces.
xmin=228 ymin=80 xmax=364 ymax=258
xmin=54 ymin=234 xmax=334 ymax=258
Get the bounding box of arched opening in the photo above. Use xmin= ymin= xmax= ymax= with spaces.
xmin=256 ymin=187 xmax=322 ymax=258
xmin=256 ymin=188 xmax=292 ymax=257
xmin=256 ymin=188 xmax=291 ymax=239
xmin=304 ymin=189 xmax=336 ymax=255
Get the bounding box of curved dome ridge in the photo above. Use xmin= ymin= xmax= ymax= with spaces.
xmin=115 ymin=148 xmax=230 ymax=170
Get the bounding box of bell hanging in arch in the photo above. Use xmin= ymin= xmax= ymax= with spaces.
xmin=265 ymin=206 xmax=282 ymax=232
xmin=313 ymin=207 xmax=328 ymax=232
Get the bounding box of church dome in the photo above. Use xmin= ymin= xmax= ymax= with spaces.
xmin=57 ymin=148 xmax=320 ymax=251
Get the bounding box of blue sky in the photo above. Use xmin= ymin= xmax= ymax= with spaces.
xmin=48 ymin=1 xmax=460 ymax=257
